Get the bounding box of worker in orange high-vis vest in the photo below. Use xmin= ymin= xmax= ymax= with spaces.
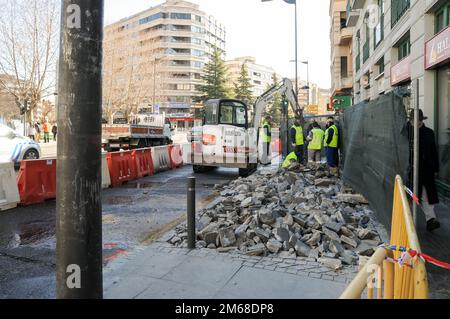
xmin=42 ymin=119 xmax=50 ymax=143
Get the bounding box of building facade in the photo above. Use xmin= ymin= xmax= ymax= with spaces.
xmin=347 ymin=0 xmax=450 ymax=195
xmin=225 ymin=57 xmax=280 ymax=97
xmin=0 ymin=74 xmax=20 ymax=122
xmin=103 ymin=0 xmax=226 ymax=129
xmin=330 ymin=0 xmax=355 ymax=111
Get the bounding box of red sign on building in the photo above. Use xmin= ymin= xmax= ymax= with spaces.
xmin=391 ymin=55 xmax=411 ymax=86
xmin=425 ymin=25 xmax=450 ymax=69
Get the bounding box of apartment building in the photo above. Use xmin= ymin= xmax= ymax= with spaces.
xmin=347 ymin=0 xmax=450 ymax=194
xmin=225 ymin=57 xmax=280 ymax=98
xmin=0 ymin=74 xmax=19 ymax=121
xmin=330 ymin=0 xmax=354 ymax=111
xmin=103 ymin=0 xmax=226 ymax=129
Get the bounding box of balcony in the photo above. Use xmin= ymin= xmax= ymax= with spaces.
xmin=338 ymin=26 xmax=353 ymax=45
xmin=346 ymin=0 xmax=366 ymax=27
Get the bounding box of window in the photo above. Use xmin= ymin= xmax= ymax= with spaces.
xmin=356 ymin=30 xmax=361 ymax=72
xmin=391 ymin=0 xmax=410 ymax=27
xmin=204 ymin=101 xmax=218 ymax=125
xmin=376 ymin=56 xmax=385 ymax=75
xmin=435 ymin=1 xmax=450 ymax=33
xmin=363 ymin=24 xmax=370 ymax=63
xmin=195 ymin=15 xmax=202 ymax=23
xmin=219 ymin=101 xmax=247 ymax=127
xmin=397 ymin=36 xmax=410 ymax=60
xmin=139 ymin=12 xmax=164 ymax=25
xmin=170 ymin=13 xmax=191 ymax=20
xmin=340 ymin=56 xmax=348 ymax=78
xmin=220 ymin=105 xmax=234 ymax=124
xmin=374 ymin=0 xmax=385 ymax=48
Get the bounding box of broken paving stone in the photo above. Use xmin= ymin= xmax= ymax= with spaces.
xmin=245 ymin=243 xmax=266 ymax=256
xmin=340 ymin=251 xmax=358 ymax=265
xmin=203 ymin=231 xmax=219 ymax=245
xmin=315 ymin=178 xmax=335 ymax=187
xmin=294 ymin=240 xmax=311 ymax=257
xmin=357 ymin=228 xmax=376 ymax=240
xmin=266 ymin=239 xmax=283 ymax=254
xmin=336 ymin=193 xmax=369 ymax=205
xmin=241 ymin=197 xmax=253 ymax=208
xmin=355 ymin=242 xmax=376 ymax=256
xmin=324 ymin=222 xmax=343 ymax=233
xmin=169 ymin=236 xmax=181 ymax=245
xmin=318 ymin=257 xmax=343 ymax=271
xmin=255 ymin=228 xmax=271 ymax=242
xmin=322 ymin=227 xmax=341 ymax=242
xmin=218 ymin=227 xmax=237 ymax=248
xmin=341 ymin=235 xmax=358 ymax=248
xmin=306 ymin=231 xmax=322 ymax=247
xmin=314 ymin=213 xmax=328 ymax=226
xmin=273 ymin=227 xmax=290 ymax=243
xmin=329 ymin=240 xmax=345 ymax=256
xmin=258 ymin=209 xmax=275 ymax=225
xmin=235 ymin=224 xmax=249 ymax=238
xmin=283 ymin=213 xmax=294 ymax=226
xmin=293 ymin=216 xmax=306 ymax=227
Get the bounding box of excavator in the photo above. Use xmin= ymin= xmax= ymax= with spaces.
xmin=190 ymin=78 xmax=303 ymax=177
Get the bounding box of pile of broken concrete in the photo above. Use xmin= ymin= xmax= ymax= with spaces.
xmin=168 ymin=163 xmax=382 ymax=271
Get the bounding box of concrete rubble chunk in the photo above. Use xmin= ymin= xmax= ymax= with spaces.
xmin=218 ymin=227 xmax=237 ymax=248
xmin=318 ymin=257 xmax=343 ymax=271
xmin=294 ymin=240 xmax=311 ymax=257
xmin=266 ymin=239 xmax=283 ymax=254
xmin=203 ymin=231 xmax=219 ymax=245
xmin=273 ymin=227 xmax=290 ymax=243
xmin=325 ymin=222 xmax=343 ymax=233
xmin=246 ymin=243 xmax=266 ymax=256
xmin=341 ymin=235 xmax=358 ymax=248
xmin=258 ymin=209 xmax=275 ymax=225
xmin=315 ymin=178 xmax=334 ymax=187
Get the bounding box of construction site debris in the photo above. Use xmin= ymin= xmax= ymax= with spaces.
xmin=169 ymin=164 xmax=381 ymax=270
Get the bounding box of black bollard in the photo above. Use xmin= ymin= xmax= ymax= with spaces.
xmin=187 ymin=177 xmax=196 ymax=249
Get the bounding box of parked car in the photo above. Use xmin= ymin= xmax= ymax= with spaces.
xmin=0 ymin=124 xmax=41 ymax=162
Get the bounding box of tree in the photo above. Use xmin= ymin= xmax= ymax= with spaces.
xmin=233 ymin=64 xmax=254 ymax=107
xmin=265 ymin=73 xmax=282 ymax=126
xmin=194 ymin=47 xmax=230 ymax=104
xmin=0 ymin=0 xmax=59 ymax=123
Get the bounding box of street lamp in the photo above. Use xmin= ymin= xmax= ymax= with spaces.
xmin=262 ymin=0 xmax=298 ymax=96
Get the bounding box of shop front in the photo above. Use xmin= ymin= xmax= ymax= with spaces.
xmin=391 ymin=55 xmax=412 ymax=109
xmin=425 ymin=23 xmax=450 ymax=196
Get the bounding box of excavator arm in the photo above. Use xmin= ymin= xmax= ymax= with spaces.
xmin=252 ymin=78 xmax=303 ymax=129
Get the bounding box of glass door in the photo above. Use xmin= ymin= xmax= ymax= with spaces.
xmin=437 ymin=66 xmax=450 ymax=184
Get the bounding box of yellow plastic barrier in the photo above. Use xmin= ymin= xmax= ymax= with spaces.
xmin=340 ymin=175 xmax=428 ymax=299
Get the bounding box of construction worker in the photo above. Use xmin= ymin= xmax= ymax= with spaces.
xmin=290 ymin=118 xmax=304 ymax=163
xmin=42 ymin=119 xmax=50 ymax=143
xmin=261 ymin=116 xmax=272 ymax=165
xmin=282 ymin=151 xmax=298 ymax=169
xmin=324 ymin=117 xmax=339 ymax=174
xmin=307 ymin=122 xmax=324 ymax=163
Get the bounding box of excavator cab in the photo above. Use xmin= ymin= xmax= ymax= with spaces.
xmin=203 ymin=99 xmax=249 ymax=129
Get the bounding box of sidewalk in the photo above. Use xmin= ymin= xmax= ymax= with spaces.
xmin=103 ymin=239 xmax=357 ymax=299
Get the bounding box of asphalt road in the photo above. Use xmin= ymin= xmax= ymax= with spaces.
xmin=0 ymin=165 xmax=239 ymax=299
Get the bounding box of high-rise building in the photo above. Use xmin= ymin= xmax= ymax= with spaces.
xmin=330 ymin=0 xmax=354 ymax=111
xmin=225 ymin=57 xmax=281 ymax=97
xmin=103 ymin=0 xmax=226 ymax=129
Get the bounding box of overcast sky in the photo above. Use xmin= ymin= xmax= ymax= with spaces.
xmin=104 ymin=0 xmax=331 ymax=89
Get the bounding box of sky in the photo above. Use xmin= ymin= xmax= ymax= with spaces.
xmin=104 ymin=0 xmax=331 ymax=89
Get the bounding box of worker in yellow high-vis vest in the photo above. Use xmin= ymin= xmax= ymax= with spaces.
xmin=324 ymin=117 xmax=339 ymax=172
xmin=261 ymin=116 xmax=272 ymax=165
xmin=307 ymin=122 xmax=324 ymax=163
xmin=289 ymin=118 xmax=304 ymax=163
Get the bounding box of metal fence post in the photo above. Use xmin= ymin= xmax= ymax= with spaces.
xmin=187 ymin=177 xmax=196 ymax=249
xmin=56 ymin=0 xmax=104 ymax=299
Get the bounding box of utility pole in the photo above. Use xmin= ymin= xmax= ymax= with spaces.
xmin=56 ymin=0 xmax=104 ymax=299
